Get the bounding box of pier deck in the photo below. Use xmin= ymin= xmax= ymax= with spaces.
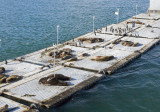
xmin=0 ymin=13 xmax=160 ymax=110
xmin=0 ymin=96 xmax=28 ymax=112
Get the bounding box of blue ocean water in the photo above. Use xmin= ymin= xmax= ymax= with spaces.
xmin=1 ymin=0 xmax=160 ymax=112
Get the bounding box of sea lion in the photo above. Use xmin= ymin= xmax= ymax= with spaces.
xmin=67 ymin=57 xmax=78 ymax=62
xmin=78 ymin=38 xmax=104 ymax=43
xmin=112 ymin=39 xmax=121 ymax=44
xmin=83 ymin=40 xmax=93 ymax=43
xmin=22 ymin=104 xmax=39 ymax=112
xmin=6 ymin=75 xmax=22 ymax=83
xmin=39 ymin=77 xmax=69 ymax=86
xmin=121 ymin=41 xmax=139 ymax=47
xmin=48 ymin=52 xmax=54 ymax=56
xmin=62 ymin=55 xmax=72 ymax=60
xmin=0 ymin=104 xmax=8 ymax=112
xmin=0 ymin=67 xmax=5 ymax=73
xmin=62 ymin=48 xmax=72 ymax=53
xmin=0 ymin=76 xmax=7 ymax=84
xmin=81 ymin=53 xmax=90 ymax=57
xmin=133 ymin=42 xmax=139 ymax=47
xmin=0 ymin=73 xmax=6 ymax=79
xmin=48 ymin=74 xmax=71 ymax=81
xmin=78 ymin=38 xmax=86 ymax=42
xmin=91 ymin=56 xmax=114 ymax=61
xmin=16 ymin=57 xmax=25 ymax=61
xmin=59 ymin=52 xmax=67 ymax=58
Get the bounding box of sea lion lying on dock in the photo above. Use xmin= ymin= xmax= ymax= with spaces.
xmin=67 ymin=57 xmax=78 ymax=62
xmin=0 ymin=76 xmax=7 ymax=84
xmin=0 ymin=74 xmax=7 ymax=84
xmin=91 ymin=56 xmax=114 ymax=61
xmin=39 ymin=74 xmax=71 ymax=86
xmin=22 ymin=104 xmax=39 ymax=112
xmin=0 ymin=67 xmax=5 ymax=74
xmin=61 ymin=55 xmax=73 ymax=60
xmin=39 ymin=77 xmax=69 ymax=86
xmin=0 ymin=73 xmax=6 ymax=79
xmin=112 ymin=39 xmax=122 ymax=44
xmin=62 ymin=48 xmax=72 ymax=53
xmin=48 ymin=74 xmax=71 ymax=81
xmin=78 ymin=38 xmax=104 ymax=43
xmin=0 ymin=104 xmax=8 ymax=112
xmin=121 ymin=41 xmax=139 ymax=47
xmin=48 ymin=52 xmax=54 ymax=57
xmin=6 ymin=75 xmax=23 ymax=83
xmin=81 ymin=53 xmax=90 ymax=57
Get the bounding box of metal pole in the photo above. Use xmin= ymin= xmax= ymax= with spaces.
xmin=53 ymin=44 xmax=56 ymax=68
xmin=57 ymin=25 xmax=59 ymax=45
xmin=93 ymin=16 xmax=95 ymax=33
xmin=105 ymin=46 xmax=106 ymax=56
xmin=136 ymin=5 xmax=138 ymax=18
xmin=117 ymin=9 xmax=119 ymax=24
xmin=0 ymin=39 xmax=2 ymax=61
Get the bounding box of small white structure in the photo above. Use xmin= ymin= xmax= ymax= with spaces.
xmin=148 ymin=0 xmax=160 ymax=14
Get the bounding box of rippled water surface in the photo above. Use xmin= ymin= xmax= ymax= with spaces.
xmin=1 ymin=0 xmax=160 ymax=112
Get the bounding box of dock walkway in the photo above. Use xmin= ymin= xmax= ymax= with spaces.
xmin=0 ymin=13 xmax=160 ymax=110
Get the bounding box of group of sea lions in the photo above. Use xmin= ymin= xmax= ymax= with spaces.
xmin=0 ymin=74 xmax=22 ymax=84
xmin=78 ymin=37 xmax=104 ymax=44
xmin=121 ymin=41 xmax=139 ymax=47
xmin=127 ymin=20 xmax=145 ymax=25
xmin=39 ymin=74 xmax=71 ymax=86
xmin=0 ymin=66 xmax=22 ymax=84
xmin=90 ymin=56 xmax=114 ymax=62
xmin=48 ymin=48 xmax=76 ymax=61
xmin=112 ymin=39 xmax=139 ymax=47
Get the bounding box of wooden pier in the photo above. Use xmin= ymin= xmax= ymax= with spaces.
xmin=0 ymin=13 xmax=160 ymax=111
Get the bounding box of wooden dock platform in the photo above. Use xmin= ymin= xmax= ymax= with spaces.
xmin=0 ymin=96 xmax=28 ymax=112
xmin=0 ymin=13 xmax=160 ymax=110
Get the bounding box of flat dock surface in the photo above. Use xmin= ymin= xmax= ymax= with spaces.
xmin=0 ymin=96 xmax=28 ymax=112
xmin=0 ymin=13 xmax=160 ymax=109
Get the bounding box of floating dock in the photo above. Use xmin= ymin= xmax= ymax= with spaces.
xmin=0 ymin=12 xmax=160 ymax=110
xmin=0 ymin=96 xmax=28 ymax=112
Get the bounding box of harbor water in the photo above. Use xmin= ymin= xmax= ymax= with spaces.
xmin=1 ymin=0 xmax=160 ymax=112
